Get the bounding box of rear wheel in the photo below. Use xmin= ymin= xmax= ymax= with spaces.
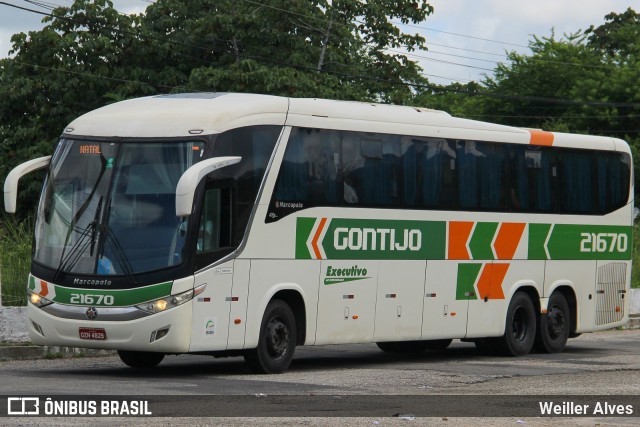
xmin=495 ymin=292 xmax=536 ymax=356
xmin=244 ymin=300 xmax=297 ymax=374
xmin=117 ymin=350 xmax=164 ymax=369
xmin=534 ymin=292 xmax=570 ymax=353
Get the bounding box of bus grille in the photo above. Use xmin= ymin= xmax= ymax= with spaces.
xmin=595 ymin=263 xmax=627 ymax=326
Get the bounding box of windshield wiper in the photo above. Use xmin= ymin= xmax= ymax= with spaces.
xmin=89 ymin=197 xmax=102 ymax=256
xmin=52 ymin=221 xmax=96 ymax=281
xmin=52 ymin=196 xmax=103 ymax=281
xmin=101 ymin=229 xmax=139 ymax=287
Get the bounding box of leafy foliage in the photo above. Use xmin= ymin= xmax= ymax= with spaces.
xmin=0 ymin=0 xmax=434 ymax=217
xmin=0 ymin=216 xmax=32 ymax=305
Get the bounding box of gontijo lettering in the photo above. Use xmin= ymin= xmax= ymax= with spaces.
xmin=295 ymin=217 xmax=446 ymax=260
xmin=334 ymin=227 xmax=421 ymax=251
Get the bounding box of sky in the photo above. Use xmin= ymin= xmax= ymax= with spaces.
xmin=0 ymin=0 xmax=637 ymax=85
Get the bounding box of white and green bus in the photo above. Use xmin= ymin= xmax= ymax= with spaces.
xmin=4 ymin=93 xmax=633 ymax=373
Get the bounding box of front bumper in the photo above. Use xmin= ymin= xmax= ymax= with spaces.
xmin=27 ymin=301 xmax=193 ymax=353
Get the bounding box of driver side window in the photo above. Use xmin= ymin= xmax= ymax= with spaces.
xmin=197 ymin=186 xmax=232 ymax=254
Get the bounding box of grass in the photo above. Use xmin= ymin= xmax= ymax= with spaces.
xmin=0 ymin=216 xmax=32 ymax=306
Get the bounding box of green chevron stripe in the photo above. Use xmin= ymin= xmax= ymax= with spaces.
xmin=468 ymin=222 xmax=499 ymax=260
xmin=456 ymin=263 xmax=482 ymax=300
xmin=295 ymin=217 xmax=316 ymax=259
xmin=528 ymin=223 xmax=552 ymax=260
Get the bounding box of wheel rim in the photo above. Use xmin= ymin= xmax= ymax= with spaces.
xmin=512 ymin=305 xmax=529 ymax=342
xmin=546 ymin=304 xmax=566 ymax=339
xmin=266 ymin=317 xmax=289 ymax=358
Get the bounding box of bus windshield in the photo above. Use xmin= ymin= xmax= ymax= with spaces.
xmin=34 ymin=139 xmax=204 ymax=276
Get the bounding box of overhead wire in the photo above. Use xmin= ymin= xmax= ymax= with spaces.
xmin=1 ymin=1 xmax=639 ymax=109
xmin=10 ymin=60 xmax=184 ymax=90
xmin=20 ymin=0 xmax=605 ymax=81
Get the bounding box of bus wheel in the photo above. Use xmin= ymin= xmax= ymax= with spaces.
xmin=376 ymin=341 xmax=428 ymax=354
xmin=244 ymin=300 xmax=297 ymax=374
xmin=117 ymin=350 xmax=164 ymax=368
xmin=535 ymin=292 xmax=570 ymax=353
xmin=495 ymin=292 xmax=536 ymax=356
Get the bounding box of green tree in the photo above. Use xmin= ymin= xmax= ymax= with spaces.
xmin=0 ymin=0 xmax=148 ymax=215
xmin=142 ymin=0 xmax=433 ymax=103
xmin=0 ymin=0 xmax=434 ymax=217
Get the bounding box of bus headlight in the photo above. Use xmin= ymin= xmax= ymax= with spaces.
xmin=135 ymin=284 xmax=206 ymax=314
xmin=27 ymin=288 xmax=53 ymax=308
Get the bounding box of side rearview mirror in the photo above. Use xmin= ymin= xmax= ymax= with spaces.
xmin=175 ymin=156 xmax=241 ymax=217
xmin=3 ymin=156 xmax=52 ymax=214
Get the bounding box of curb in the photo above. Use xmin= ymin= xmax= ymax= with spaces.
xmin=0 ymin=345 xmax=115 ymax=361
xmin=625 ymin=314 xmax=640 ymax=330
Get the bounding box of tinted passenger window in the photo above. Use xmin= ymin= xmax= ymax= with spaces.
xmin=510 ymin=146 xmax=558 ymax=212
xmin=342 ymin=133 xmax=400 ymax=206
xmin=274 ymin=128 xmax=340 ymax=204
xmin=269 ymin=127 xmax=631 ymax=220
xmin=597 ymin=152 xmax=631 ymax=213
xmin=561 ymin=149 xmax=595 ymax=213
xmin=457 ymin=141 xmax=507 ymax=210
xmin=402 ymin=137 xmax=456 ymax=209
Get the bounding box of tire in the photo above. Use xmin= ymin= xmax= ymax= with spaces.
xmin=534 ymin=292 xmax=570 ymax=353
xmin=117 ymin=350 xmax=164 ymax=369
xmin=495 ymin=292 xmax=536 ymax=357
xmin=376 ymin=340 xmax=426 ymax=354
xmin=244 ymin=300 xmax=297 ymax=374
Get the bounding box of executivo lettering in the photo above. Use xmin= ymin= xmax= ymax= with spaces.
xmin=324 ymin=265 xmax=370 ymax=285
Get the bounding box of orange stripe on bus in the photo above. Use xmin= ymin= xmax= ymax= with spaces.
xmin=448 ymin=221 xmax=474 ymax=260
xmin=528 ymin=129 xmax=554 ymax=146
xmin=476 ymin=263 xmax=509 ymax=300
xmin=40 ymin=281 xmax=49 ymax=297
xmin=311 ymin=218 xmax=327 ymax=259
xmin=493 ymin=222 xmax=526 ymax=260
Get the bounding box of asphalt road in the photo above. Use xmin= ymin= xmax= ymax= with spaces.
xmin=1 ymin=329 xmax=639 ymax=426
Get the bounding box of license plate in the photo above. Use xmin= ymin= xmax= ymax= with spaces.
xmin=79 ymin=327 xmax=107 ymax=340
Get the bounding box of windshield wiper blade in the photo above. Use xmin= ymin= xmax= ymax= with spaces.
xmin=52 ymin=221 xmax=95 ymax=281
xmin=89 ymin=197 xmax=103 ymax=256
xmin=101 ymin=229 xmax=139 ymax=287
xmin=53 ymin=196 xmax=104 ymax=281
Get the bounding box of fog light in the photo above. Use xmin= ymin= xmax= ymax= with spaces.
xmin=150 ymin=326 xmax=170 ymax=343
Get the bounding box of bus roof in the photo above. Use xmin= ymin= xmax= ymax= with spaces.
xmin=63 ymin=92 xmax=628 ymax=153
